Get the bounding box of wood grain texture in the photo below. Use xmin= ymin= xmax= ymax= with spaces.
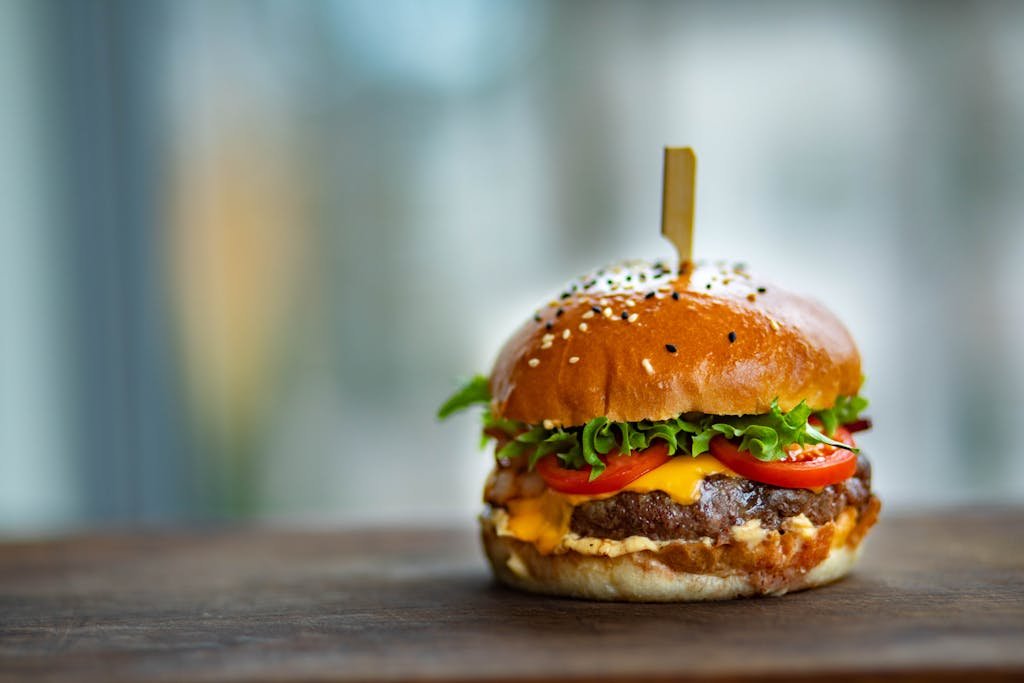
xmin=1 ymin=507 xmax=1022 ymax=682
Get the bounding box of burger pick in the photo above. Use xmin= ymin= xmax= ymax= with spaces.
xmin=440 ymin=258 xmax=878 ymax=602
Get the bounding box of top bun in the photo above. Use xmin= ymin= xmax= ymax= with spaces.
xmin=489 ymin=260 xmax=861 ymax=427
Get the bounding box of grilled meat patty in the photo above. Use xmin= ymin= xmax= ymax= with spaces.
xmin=569 ymin=455 xmax=873 ymax=543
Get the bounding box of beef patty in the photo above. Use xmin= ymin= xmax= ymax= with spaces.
xmin=570 ymin=454 xmax=873 ymax=543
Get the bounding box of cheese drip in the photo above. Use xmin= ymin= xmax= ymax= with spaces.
xmin=502 ymin=454 xmax=735 ymax=554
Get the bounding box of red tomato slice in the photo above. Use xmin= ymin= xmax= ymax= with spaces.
xmin=844 ymin=419 xmax=872 ymax=434
xmin=709 ymin=426 xmax=858 ymax=489
xmin=535 ymin=443 xmax=672 ymax=495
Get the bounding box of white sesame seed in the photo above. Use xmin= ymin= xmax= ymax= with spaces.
xmin=642 ymin=358 xmax=654 ymax=375
xmin=569 ymin=356 xmax=580 ymax=364
xmin=627 ymin=313 xmax=639 ymax=323
xmin=543 ymin=419 xmax=555 ymax=430
xmin=603 ymin=307 xmax=613 ymax=318
xmin=562 ymin=329 xmax=571 ymax=339
xmin=542 ymin=333 xmax=555 ymax=343
xmin=582 ymin=310 xmax=595 ymax=319
xmin=625 ymin=299 xmax=636 ymax=307
xmin=600 ymin=298 xmax=610 ymax=306
xmin=528 ymin=358 xmax=540 ymax=367
xmin=769 ymin=318 xmax=780 ymax=331
xmin=578 ymin=322 xmax=589 ymax=332
xmin=541 ymin=341 xmax=552 ymax=350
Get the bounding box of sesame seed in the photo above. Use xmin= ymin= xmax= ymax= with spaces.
xmin=625 ymin=275 xmax=632 ymax=282
xmin=665 ymin=344 xmax=677 ymax=353
xmin=757 ymin=287 xmax=767 ymax=294
xmin=625 ymin=299 xmax=636 ymax=307
xmin=543 ymin=419 xmax=555 ymax=430
xmin=556 ymin=308 xmax=564 ymax=317
xmin=542 ymin=333 xmax=555 ymax=342
xmin=642 ymin=358 xmax=654 ymax=375
xmin=528 ymin=358 xmax=540 ymax=367
xmin=600 ymin=298 xmax=610 ymax=306
xmin=606 ymin=279 xmax=613 ymax=286
xmin=723 ymin=278 xmax=732 ymax=285
xmin=769 ymin=318 xmax=780 ymax=331
xmin=541 ymin=341 xmax=552 ymax=350
xmin=579 ymin=322 xmax=589 ymax=332
xmin=603 ymin=307 xmax=613 ymax=318
xmin=728 ymin=331 xmax=737 ymax=343
xmin=560 ymin=292 xmax=571 ymax=300
xmin=591 ymin=305 xmax=601 ymax=313
xmin=562 ymin=329 xmax=571 ymax=340
xmin=672 ymin=292 xmax=680 ymax=301
xmin=627 ymin=313 xmax=639 ymax=323
xmin=545 ymin=321 xmax=553 ymax=330
xmin=705 ymin=283 xmax=712 ymax=289
xmin=620 ymin=311 xmax=629 ymax=320
xmin=645 ymin=291 xmax=656 ymax=299
xmin=582 ymin=310 xmax=595 ymax=319
xmin=569 ymin=356 xmax=580 ymax=364
xmin=534 ymin=313 xmax=542 ymax=322
xmin=746 ymin=293 xmax=756 ymax=302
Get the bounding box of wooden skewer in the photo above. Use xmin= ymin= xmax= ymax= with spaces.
xmin=661 ymin=147 xmax=696 ymax=270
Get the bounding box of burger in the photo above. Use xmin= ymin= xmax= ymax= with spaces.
xmin=439 ymin=259 xmax=879 ymax=601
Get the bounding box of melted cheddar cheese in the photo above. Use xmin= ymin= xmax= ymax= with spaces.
xmin=499 ymin=455 xmax=736 ymax=554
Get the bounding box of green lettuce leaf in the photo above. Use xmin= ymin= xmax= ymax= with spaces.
xmin=437 ymin=375 xmax=490 ymax=419
xmin=439 ymin=374 xmax=869 ymax=475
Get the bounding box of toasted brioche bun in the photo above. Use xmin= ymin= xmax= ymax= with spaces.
xmin=489 ymin=261 xmax=861 ymax=426
xmin=481 ymin=497 xmax=879 ymax=602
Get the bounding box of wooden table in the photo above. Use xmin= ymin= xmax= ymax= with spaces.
xmin=1 ymin=507 xmax=1022 ymax=682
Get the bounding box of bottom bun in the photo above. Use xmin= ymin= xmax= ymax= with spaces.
xmin=480 ymin=498 xmax=879 ymax=602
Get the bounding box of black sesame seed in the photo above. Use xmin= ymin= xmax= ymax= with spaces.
xmin=625 ymin=275 xmax=632 ymax=282
xmin=705 ymin=283 xmax=712 ymax=289
xmin=757 ymin=287 xmax=767 ymax=294
xmin=639 ymin=273 xmax=647 ymax=282
xmin=645 ymin=291 xmax=656 ymax=299
xmin=584 ymin=280 xmax=596 ymax=289
xmin=728 ymin=331 xmax=737 ymax=343
xmin=606 ymin=279 xmax=614 ymax=286
xmin=672 ymin=292 xmax=680 ymax=301
xmin=665 ymin=344 xmax=677 ymax=353
xmin=534 ymin=313 xmax=542 ymax=322
xmin=620 ymin=311 xmax=629 ymax=319
xmin=570 ymin=284 xmax=578 ymax=293
xmin=591 ymin=305 xmax=602 ymax=313
xmin=546 ymin=321 xmax=553 ymax=330
xmin=560 ymin=292 xmax=571 ymax=300
xmin=556 ymin=308 xmax=564 ymax=318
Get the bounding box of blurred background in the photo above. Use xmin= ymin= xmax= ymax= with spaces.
xmin=2 ymin=0 xmax=1023 ymax=532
